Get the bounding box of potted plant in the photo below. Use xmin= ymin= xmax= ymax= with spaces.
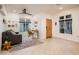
xmin=4 ymin=36 xmax=11 ymax=44
xmin=2 ymin=36 xmax=12 ymax=50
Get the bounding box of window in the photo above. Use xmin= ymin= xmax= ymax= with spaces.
xmin=59 ymin=15 xmax=72 ymax=34
xmin=19 ymin=18 xmax=31 ymax=32
xmin=66 ymin=15 xmax=71 ymax=18
xmin=65 ymin=19 xmax=72 ymax=34
xmin=20 ymin=22 xmax=25 ymax=32
xmin=59 ymin=20 xmax=64 ymax=33
xmin=60 ymin=16 xmax=64 ymax=19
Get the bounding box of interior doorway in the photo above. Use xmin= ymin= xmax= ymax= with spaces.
xmin=46 ymin=19 xmax=52 ymax=38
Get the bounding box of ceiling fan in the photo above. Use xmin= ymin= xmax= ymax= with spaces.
xmin=19 ymin=8 xmax=32 ymax=16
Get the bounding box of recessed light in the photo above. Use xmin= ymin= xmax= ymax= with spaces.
xmin=59 ymin=7 xmax=63 ymax=10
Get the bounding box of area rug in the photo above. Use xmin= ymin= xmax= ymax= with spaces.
xmin=8 ymin=40 xmax=43 ymax=52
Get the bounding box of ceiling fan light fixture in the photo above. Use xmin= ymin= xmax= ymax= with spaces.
xmin=23 ymin=8 xmax=26 ymax=14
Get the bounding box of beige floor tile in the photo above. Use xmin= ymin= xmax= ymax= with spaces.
xmin=1 ymin=37 xmax=79 ymax=55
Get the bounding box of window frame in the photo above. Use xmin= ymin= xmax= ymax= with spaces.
xmin=59 ymin=14 xmax=72 ymax=34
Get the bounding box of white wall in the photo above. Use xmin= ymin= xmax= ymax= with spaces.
xmin=0 ymin=14 xmax=5 ymax=51
xmin=32 ymin=14 xmax=46 ymax=40
xmin=52 ymin=7 xmax=79 ymax=42
xmin=5 ymin=13 xmax=20 ymax=32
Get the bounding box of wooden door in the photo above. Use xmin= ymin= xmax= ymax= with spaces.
xmin=46 ymin=19 xmax=52 ymax=38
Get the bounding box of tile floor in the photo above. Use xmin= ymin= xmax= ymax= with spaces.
xmin=0 ymin=37 xmax=79 ymax=55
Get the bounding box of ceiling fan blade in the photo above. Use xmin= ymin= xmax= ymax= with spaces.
xmin=26 ymin=13 xmax=32 ymax=15
xmin=19 ymin=12 xmax=32 ymax=15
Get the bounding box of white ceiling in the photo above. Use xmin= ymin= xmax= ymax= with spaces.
xmin=4 ymin=4 xmax=79 ymax=15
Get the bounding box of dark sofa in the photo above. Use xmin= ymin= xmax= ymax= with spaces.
xmin=2 ymin=30 xmax=22 ymax=45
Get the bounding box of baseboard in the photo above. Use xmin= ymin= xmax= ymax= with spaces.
xmin=53 ymin=36 xmax=79 ymax=43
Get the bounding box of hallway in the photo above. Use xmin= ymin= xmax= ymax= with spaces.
xmin=1 ymin=37 xmax=79 ymax=55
